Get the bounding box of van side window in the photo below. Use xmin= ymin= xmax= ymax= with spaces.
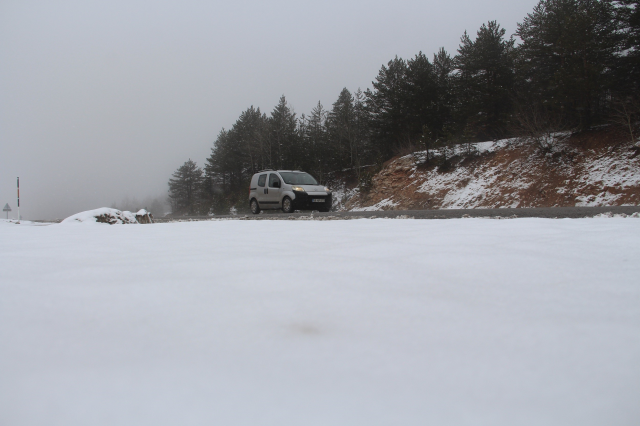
xmin=258 ymin=174 xmax=267 ymax=187
xmin=269 ymin=174 xmax=281 ymax=188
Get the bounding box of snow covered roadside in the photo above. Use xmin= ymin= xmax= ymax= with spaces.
xmin=1 ymin=219 xmax=639 ymax=426
xmin=0 ymin=219 xmax=52 ymax=226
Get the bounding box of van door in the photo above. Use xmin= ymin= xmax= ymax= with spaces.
xmin=264 ymin=173 xmax=282 ymax=207
xmin=256 ymin=174 xmax=268 ymax=204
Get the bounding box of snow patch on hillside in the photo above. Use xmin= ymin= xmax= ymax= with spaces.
xmin=344 ymin=136 xmax=640 ymax=211
xmin=579 ymin=153 xmax=640 ymax=188
xmin=351 ymin=197 xmax=399 ymax=211
xmin=330 ymin=184 xmax=358 ymax=211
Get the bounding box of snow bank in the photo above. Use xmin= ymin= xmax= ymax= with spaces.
xmin=61 ymin=208 xmax=139 ymax=225
xmin=1 ymin=219 xmax=639 ymax=425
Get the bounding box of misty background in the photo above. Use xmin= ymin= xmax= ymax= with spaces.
xmin=0 ymin=0 xmax=537 ymax=220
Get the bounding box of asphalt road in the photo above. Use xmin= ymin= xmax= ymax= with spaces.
xmin=156 ymin=206 xmax=640 ymax=221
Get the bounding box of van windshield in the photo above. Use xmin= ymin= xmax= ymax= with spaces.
xmin=279 ymin=172 xmax=318 ymax=185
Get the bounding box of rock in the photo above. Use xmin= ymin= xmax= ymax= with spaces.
xmin=135 ymin=209 xmax=154 ymax=224
xmin=62 ymin=208 xmax=138 ymax=225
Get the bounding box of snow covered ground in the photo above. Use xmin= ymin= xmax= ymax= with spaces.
xmin=1 ymin=218 xmax=639 ymax=426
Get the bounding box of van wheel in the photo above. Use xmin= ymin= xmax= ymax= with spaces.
xmin=282 ymin=197 xmax=294 ymax=214
xmin=250 ymin=199 xmax=260 ymax=214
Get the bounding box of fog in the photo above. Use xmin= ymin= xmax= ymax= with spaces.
xmin=0 ymin=0 xmax=538 ymax=220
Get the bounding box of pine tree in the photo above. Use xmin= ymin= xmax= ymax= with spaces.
xmin=268 ymin=95 xmax=299 ymax=169
xmin=352 ymin=88 xmax=371 ymax=180
xmin=168 ymin=159 xmax=203 ymax=215
xmin=454 ymin=21 xmax=515 ymax=140
xmin=234 ymin=106 xmax=268 ymax=174
xmin=610 ymin=0 xmax=640 ymax=140
xmin=432 ymin=48 xmax=456 ymax=140
xmin=365 ymin=57 xmax=410 ymax=159
xmin=301 ymin=101 xmax=330 ymax=181
xmin=516 ymin=0 xmax=618 ymax=129
xmin=611 ymin=0 xmax=640 ymax=94
xmin=366 ymin=52 xmax=455 ymax=161
xmin=201 ymin=107 xmax=271 ymax=214
xmin=327 ymin=88 xmax=356 ymax=171
xmin=405 ymin=52 xmax=440 ymax=144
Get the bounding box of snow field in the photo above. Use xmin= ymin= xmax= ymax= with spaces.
xmin=1 ymin=218 xmax=639 ymax=425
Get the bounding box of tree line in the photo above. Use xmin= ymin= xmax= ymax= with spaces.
xmin=169 ymin=0 xmax=640 ymax=215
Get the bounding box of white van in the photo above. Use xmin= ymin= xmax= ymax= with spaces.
xmin=248 ymin=170 xmax=332 ymax=214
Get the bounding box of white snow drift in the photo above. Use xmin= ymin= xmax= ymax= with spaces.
xmin=1 ymin=218 xmax=639 ymax=426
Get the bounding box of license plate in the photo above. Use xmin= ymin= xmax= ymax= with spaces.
xmin=312 ymin=199 xmax=324 ymax=203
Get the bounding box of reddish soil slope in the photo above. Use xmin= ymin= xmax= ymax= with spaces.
xmin=340 ymin=130 xmax=640 ymax=211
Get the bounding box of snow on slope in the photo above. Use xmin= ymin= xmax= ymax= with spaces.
xmin=351 ymin=197 xmax=399 ymax=211
xmin=343 ymin=136 xmax=640 ymax=211
xmin=1 ymin=218 xmax=639 ymax=426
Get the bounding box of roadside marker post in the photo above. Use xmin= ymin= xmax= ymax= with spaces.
xmin=17 ymin=177 xmax=20 ymax=223
xmin=2 ymin=203 xmax=11 ymax=219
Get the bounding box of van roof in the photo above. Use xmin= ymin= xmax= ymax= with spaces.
xmin=256 ymin=169 xmax=304 ymax=174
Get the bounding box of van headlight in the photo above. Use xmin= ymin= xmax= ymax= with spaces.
xmin=324 ymin=187 xmax=331 ymax=193
xmin=292 ymin=186 xmax=305 ymax=192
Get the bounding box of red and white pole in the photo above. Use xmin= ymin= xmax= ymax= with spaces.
xmin=17 ymin=177 xmax=20 ymax=223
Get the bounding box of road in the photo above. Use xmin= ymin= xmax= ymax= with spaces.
xmin=156 ymin=206 xmax=640 ymax=221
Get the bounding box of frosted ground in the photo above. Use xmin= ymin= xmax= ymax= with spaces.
xmin=1 ymin=217 xmax=639 ymax=426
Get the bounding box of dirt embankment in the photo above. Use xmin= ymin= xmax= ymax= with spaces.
xmin=342 ymin=129 xmax=640 ymax=211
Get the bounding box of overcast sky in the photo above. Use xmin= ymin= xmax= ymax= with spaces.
xmin=0 ymin=0 xmax=539 ymax=220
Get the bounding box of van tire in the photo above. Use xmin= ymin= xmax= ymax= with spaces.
xmin=250 ymin=199 xmax=260 ymax=214
xmin=282 ymin=197 xmax=294 ymax=214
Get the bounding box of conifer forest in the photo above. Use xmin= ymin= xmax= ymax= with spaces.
xmin=168 ymin=0 xmax=640 ymax=215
